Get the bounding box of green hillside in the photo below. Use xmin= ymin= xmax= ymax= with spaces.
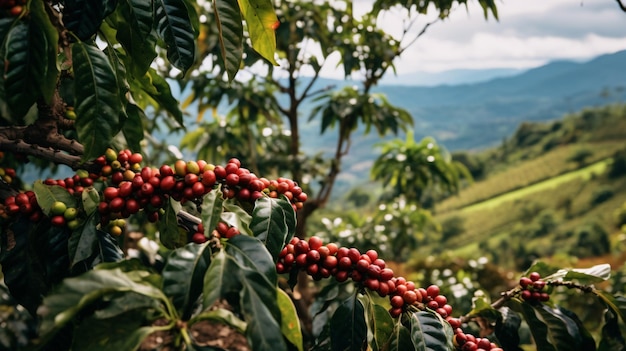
xmin=426 ymin=104 xmax=626 ymax=270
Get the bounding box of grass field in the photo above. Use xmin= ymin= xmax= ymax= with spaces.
xmin=437 ymin=141 xmax=625 ymax=213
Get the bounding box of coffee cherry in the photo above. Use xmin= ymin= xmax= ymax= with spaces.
xmin=529 ymin=272 xmax=541 ymax=282
xmin=519 ymin=277 xmax=532 ymax=288
xmin=192 ymin=232 xmax=207 ymax=244
xmin=64 ymin=207 xmax=78 ymax=220
xmin=50 ymin=201 xmax=67 ymax=216
xmin=51 ymin=215 xmax=66 ymax=227
xmin=426 ymin=285 xmax=440 ymax=298
xmin=403 ymin=290 xmax=418 ymax=305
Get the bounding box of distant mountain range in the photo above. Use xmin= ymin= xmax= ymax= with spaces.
xmin=378 ymin=67 xmax=524 ymax=86
xmin=296 ymin=49 xmax=626 ymax=188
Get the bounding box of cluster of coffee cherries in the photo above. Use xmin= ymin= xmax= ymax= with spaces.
xmin=277 ymin=236 xmax=455 ymax=320
xmin=95 ymin=150 xmax=307 ymax=225
xmin=190 ymin=221 xmax=241 ymax=244
xmin=518 ymin=271 xmax=550 ymax=302
xmin=0 ymin=0 xmax=24 ymax=17
xmin=453 ymin=332 xmax=503 ymax=351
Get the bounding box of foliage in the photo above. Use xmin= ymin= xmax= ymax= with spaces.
xmin=0 ymin=1 xmax=624 ymax=351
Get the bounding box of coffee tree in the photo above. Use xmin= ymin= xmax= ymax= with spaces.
xmin=1 ymin=1 xmax=626 ymax=351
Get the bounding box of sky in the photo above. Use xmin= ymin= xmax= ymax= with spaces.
xmin=322 ymin=0 xmax=626 ymax=77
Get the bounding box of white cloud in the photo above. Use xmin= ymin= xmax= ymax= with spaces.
xmin=324 ymin=0 xmax=626 ymax=76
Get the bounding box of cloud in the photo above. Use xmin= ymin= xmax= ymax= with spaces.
xmin=347 ymin=0 xmax=626 ymax=74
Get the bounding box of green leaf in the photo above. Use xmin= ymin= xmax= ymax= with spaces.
xmin=63 ymin=0 xmax=113 ymax=40
xmin=122 ymin=103 xmax=145 ymax=151
xmin=3 ymin=21 xmax=44 ymax=118
xmin=385 ymin=318 xmax=413 ymax=351
xmin=599 ymin=308 xmax=626 ymax=351
xmin=372 ymin=304 xmax=394 ymax=351
xmin=408 ymin=310 xmax=453 ymax=351
xmin=30 ymin=0 xmax=59 ymax=103
xmin=82 ymin=187 xmax=100 ymax=215
xmin=277 ymin=288 xmax=303 ymax=351
xmin=201 ymin=189 xmax=225 ymax=237
xmin=595 ymin=291 xmax=626 ymax=325
xmin=38 ymin=268 xmax=170 ymax=339
xmin=203 ymin=249 xmax=235 ymax=310
xmin=33 ymin=181 xmax=77 ymax=216
xmin=72 ymin=41 xmax=121 ymax=161
xmin=154 ymin=0 xmax=196 ymax=73
xmin=250 ymin=196 xmax=296 ymax=263
xmin=189 ymin=308 xmax=247 ymax=333
xmin=142 ymin=68 xmax=184 ymax=125
xmin=213 ymin=0 xmax=244 ymax=81
xmin=0 ymin=218 xmax=50 ymax=315
xmin=509 ymin=299 xmax=582 ymax=351
xmin=68 ymin=212 xmax=99 ymax=267
xmin=494 ymin=307 xmax=524 ymax=351
xmin=330 ymin=293 xmax=367 ymax=351
xmin=469 ymin=294 xmax=501 ymax=321
xmin=162 ymin=242 xmax=213 ymax=319
xmin=223 ymin=198 xmax=253 ymax=234
xmin=71 ymin=312 xmax=161 ymax=351
xmin=158 ymin=198 xmax=186 ymax=249
xmin=114 ymin=0 xmax=157 ymax=77
xmin=238 ymin=0 xmax=278 ymax=65
xmin=547 ymin=264 xmax=611 ymax=284
xmin=203 ymin=236 xmax=284 ymax=351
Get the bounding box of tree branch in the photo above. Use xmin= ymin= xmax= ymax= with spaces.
xmin=618 ymin=0 xmax=626 ymax=12
xmin=0 ymin=136 xmax=88 ymax=170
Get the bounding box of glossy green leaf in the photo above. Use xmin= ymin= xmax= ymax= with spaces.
xmin=3 ymin=21 xmax=43 ymax=118
xmin=141 ymin=68 xmax=184 ymax=125
xmin=222 ymin=199 xmax=253 ymax=234
xmin=203 ymin=236 xmax=284 ymax=351
xmin=213 ymin=0 xmax=244 ymax=81
xmin=122 ymin=103 xmax=145 ymax=151
xmin=158 ymin=198 xmax=186 ymax=249
xmin=599 ymin=308 xmax=626 ymax=351
xmin=68 ymin=212 xmax=99 ymax=267
xmin=524 ymin=261 xmax=558 ymax=278
xmin=33 ymin=181 xmax=77 ymax=216
xmin=239 ymin=0 xmax=278 ymax=65
xmin=0 ymin=219 xmax=50 ymax=315
xmin=532 ymin=304 xmax=585 ymax=351
xmin=189 ymin=308 xmax=247 ymax=333
xmin=408 ymin=310 xmax=453 ymax=351
xmin=30 ymin=0 xmax=59 ymax=103
xmin=64 ymin=0 xmax=113 ymax=40
xmin=115 ymin=0 xmax=157 ymax=77
xmin=82 ymin=187 xmax=100 ymax=215
xmin=595 ymin=291 xmax=626 ymax=325
xmin=71 ymin=312 xmax=161 ymax=351
xmin=250 ymin=196 xmax=296 ymax=262
xmin=202 ymin=249 xmax=234 ymax=310
xmin=330 ymin=293 xmax=367 ymax=351
xmin=155 ymin=0 xmax=196 ymax=73
xmin=385 ymin=318 xmax=413 ymax=351
xmin=162 ymin=242 xmax=212 ymax=319
xmin=494 ymin=306 xmax=524 ymax=351
xmin=277 ymin=288 xmax=303 ymax=351
xmin=201 ymin=189 xmax=225 ymax=237
xmin=509 ymin=299 xmax=581 ymax=351
xmin=547 ymin=264 xmax=611 ymax=284
xmin=372 ymin=304 xmax=394 ymax=351
xmin=72 ymin=41 xmax=121 ymax=161
xmin=38 ymin=268 xmax=169 ymax=339
xmin=469 ymin=294 xmax=501 ymax=321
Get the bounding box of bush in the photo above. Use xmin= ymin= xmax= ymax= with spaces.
xmin=590 ymin=187 xmax=614 ymax=205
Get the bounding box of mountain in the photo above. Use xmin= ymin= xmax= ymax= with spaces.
xmin=300 ymin=50 xmax=626 ymax=189
xmin=378 ymin=68 xmax=524 ymax=86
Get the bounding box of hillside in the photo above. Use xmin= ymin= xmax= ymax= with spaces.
xmin=311 ymin=50 xmax=626 ymax=190
xmin=425 ymin=105 xmax=626 ymax=270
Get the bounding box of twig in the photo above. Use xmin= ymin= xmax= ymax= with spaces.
xmin=617 ymin=0 xmax=626 ymax=12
